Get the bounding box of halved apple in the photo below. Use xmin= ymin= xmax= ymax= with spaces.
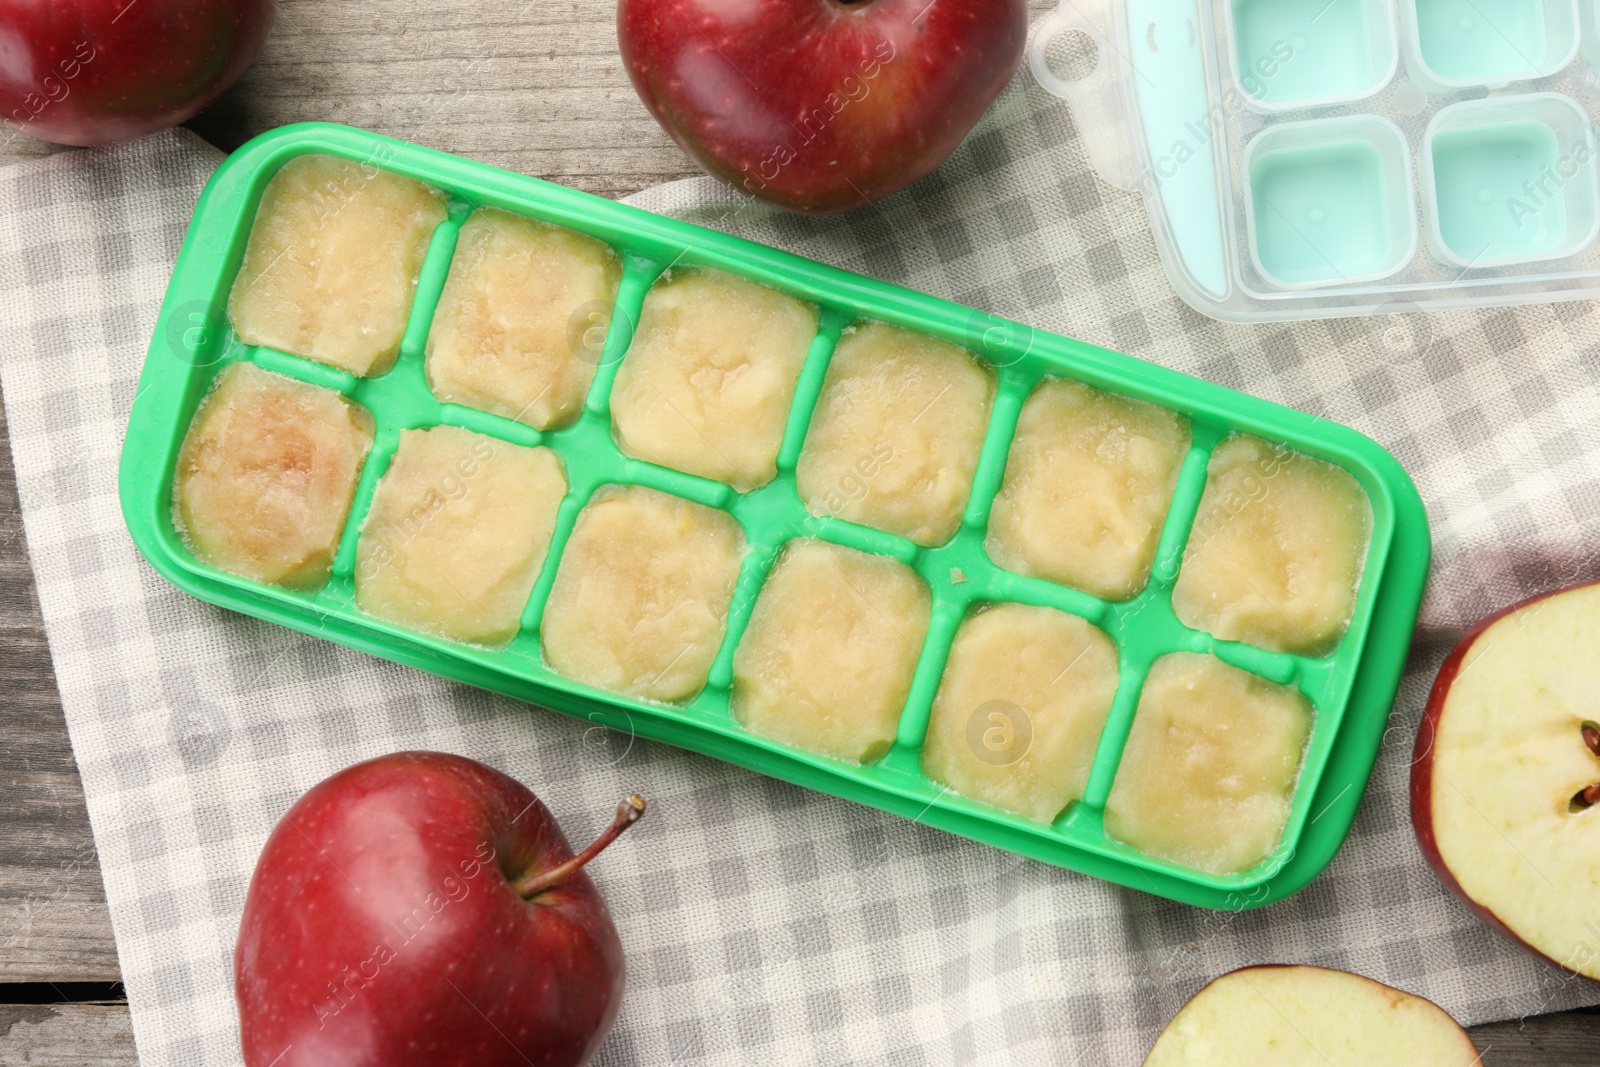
xmin=1143 ymin=965 xmax=1480 ymax=1066
xmin=1412 ymin=581 xmax=1600 ymax=981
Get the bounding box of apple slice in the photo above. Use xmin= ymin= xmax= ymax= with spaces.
xmin=1413 ymin=581 xmax=1600 ymax=980
xmin=1143 ymin=965 xmax=1480 ymax=1066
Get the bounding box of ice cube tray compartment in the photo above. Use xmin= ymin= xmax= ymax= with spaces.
xmin=1403 ymin=0 xmax=1579 ymax=90
xmin=1245 ymin=115 xmax=1418 ymax=287
xmin=1421 ymin=92 xmax=1600 ymax=266
xmin=1225 ymin=0 xmax=1399 ymax=112
xmin=1033 ymin=0 xmax=1600 ymax=320
xmin=121 ymin=123 xmax=1429 ymax=908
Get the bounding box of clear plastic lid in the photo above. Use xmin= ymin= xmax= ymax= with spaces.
xmin=1030 ymin=0 xmax=1600 ymax=323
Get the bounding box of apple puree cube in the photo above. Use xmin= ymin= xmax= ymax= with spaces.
xmin=987 ymin=378 xmax=1189 ymax=601
xmin=920 ymin=603 xmax=1119 ymax=822
xmin=611 ymin=269 xmax=816 ymax=491
xmin=542 ymin=485 xmax=744 ymax=703
xmin=1172 ymin=435 xmax=1371 ymax=656
xmin=173 ymin=363 xmax=373 ymax=590
xmin=355 ymin=426 xmax=565 ymax=647
xmin=427 ymin=207 xmax=622 ymax=431
xmin=229 ymin=154 xmax=447 ymax=377
xmin=797 ymin=322 xmax=995 ymax=546
xmin=732 ymin=539 xmax=930 ymax=763
xmin=1104 ymin=652 xmax=1312 ymax=875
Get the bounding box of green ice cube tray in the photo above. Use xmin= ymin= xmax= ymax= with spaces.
xmin=119 ymin=123 xmax=1429 ymax=909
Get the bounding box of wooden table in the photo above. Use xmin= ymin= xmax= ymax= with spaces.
xmin=0 ymin=2 xmax=1595 ymax=1061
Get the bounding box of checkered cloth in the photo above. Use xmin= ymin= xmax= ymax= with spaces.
xmin=5 ymin=78 xmax=1600 ymax=1066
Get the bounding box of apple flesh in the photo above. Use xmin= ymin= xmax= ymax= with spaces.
xmin=235 ymin=752 xmax=644 ymax=1067
xmin=616 ymin=0 xmax=1028 ymax=214
xmin=1143 ymin=965 xmax=1481 ymax=1066
xmin=0 ymin=0 xmax=275 ymax=146
xmin=1413 ymin=581 xmax=1600 ymax=982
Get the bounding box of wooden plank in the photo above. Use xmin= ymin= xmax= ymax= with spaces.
xmin=0 ymin=0 xmax=706 ymax=197
xmin=0 ymin=1002 xmax=137 ymax=1065
xmin=0 ymin=1000 xmax=1593 ymax=1064
xmin=1474 ymin=1007 xmax=1600 ymax=1064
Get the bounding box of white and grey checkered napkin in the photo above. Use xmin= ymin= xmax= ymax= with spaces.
xmin=5 ymin=80 xmax=1600 ymax=1067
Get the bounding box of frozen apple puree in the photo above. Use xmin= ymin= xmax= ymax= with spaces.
xmin=542 ymin=485 xmax=744 ymax=703
xmin=1173 ymin=435 xmax=1370 ymax=656
xmin=1104 ymin=653 xmax=1312 ymax=875
xmin=797 ymin=322 xmax=995 ymax=546
xmin=611 ymin=269 xmax=817 ymax=491
xmin=173 ymin=362 xmax=373 ymax=590
xmin=733 ymin=539 xmax=930 ymax=763
xmin=355 ymin=425 xmax=565 ymax=647
xmin=921 ymin=603 xmax=1119 ymax=822
xmin=228 ymin=154 xmax=448 ymax=377
xmin=988 ymin=378 xmax=1190 ymax=600
xmin=427 ymin=207 xmax=622 ymax=430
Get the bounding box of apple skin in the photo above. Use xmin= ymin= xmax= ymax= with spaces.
xmin=1143 ymin=964 xmax=1480 ymax=1066
xmin=617 ymin=0 xmax=1028 ymax=214
xmin=1410 ymin=580 xmax=1600 ymax=980
xmin=235 ymin=752 xmax=626 ymax=1067
xmin=0 ymin=0 xmax=275 ymax=147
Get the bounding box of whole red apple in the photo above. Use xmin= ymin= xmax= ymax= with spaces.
xmin=0 ymin=0 xmax=275 ymax=147
xmin=617 ymin=0 xmax=1028 ymax=214
xmin=1412 ymin=581 xmax=1600 ymax=982
xmin=235 ymin=751 xmax=645 ymax=1067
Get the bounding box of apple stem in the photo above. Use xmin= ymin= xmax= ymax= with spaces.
xmin=513 ymin=795 xmax=646 ymax=899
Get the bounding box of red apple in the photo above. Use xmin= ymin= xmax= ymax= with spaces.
xmin=617 ymin=0 xmax=1028 ymax=214
xmin=0 ymin=0 xmax=275 ymax=147
xmin=1412 ymin=581 xmax=1600 ymax=982
xmin=235 ymin=751 xmax=645 ymax=1067
xmin=1142 ymin=965 xmax=1481 ymax=1065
